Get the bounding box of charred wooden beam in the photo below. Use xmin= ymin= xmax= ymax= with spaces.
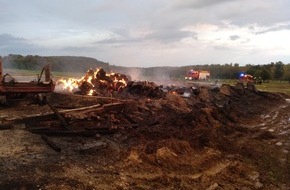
xmin=57 ymin=104 xmax=101 ymax=112
xmin=115 ymin=123 xmax=138 ymax=128
xmin=30 ymin=128 xmax=117 ymax=136
xmin=120 ymin=112 xmax=138 ymax=127
xmin=66 ymin=102 xmax=125 ymax=115
xmin=106 ymin=114 xmax=111 ymax=126
xmin=41 ymin=135 xmax=61 ymax=152
xmin=5 ymin=112 xmax=56 ymax=123
xmin=148 ymin=120 xmax=160 ymax=127
xmin=5 ymin=103 xmax=101 ymax=122
xmin=103 ymin=102 xmax=125 ymax=112
xmin=47 ymin=101 xmax=70 ymax=130
xmin=5 ymin=102 xmax=122 ymax=124
xmin=0 ymin=124 xmax=13 ymax=130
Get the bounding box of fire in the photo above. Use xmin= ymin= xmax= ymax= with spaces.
xmin=58 ymin=68 xmax=129 ymax=96
xmin=58 ymin=78 xmax=81 ymax=93
xmin=88 ymin=89 xmax=94 ymax=96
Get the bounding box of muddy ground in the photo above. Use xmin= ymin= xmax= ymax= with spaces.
xmin=0 ymin=84 xmax=289 ymax=190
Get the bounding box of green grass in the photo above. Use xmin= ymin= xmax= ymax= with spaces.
xmin=255 ymin=81 xmax=290 ymax=96
xmin=219 ymin=79 xmax=290 ymax=96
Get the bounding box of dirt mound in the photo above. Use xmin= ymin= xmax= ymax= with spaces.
xmin=0 ymin=83 xmax=289 ymax=189
xmin=165 ymin=93 xmax=191 ymax=113
xmin=154 ymin=138 xmax=193 ymax=155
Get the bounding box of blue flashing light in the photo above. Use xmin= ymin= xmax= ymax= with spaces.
xmin=239 ymin=72 xmax=245 ymax=78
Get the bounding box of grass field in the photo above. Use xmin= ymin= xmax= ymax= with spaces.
xmin=220 ymin=79 xmax=290 ymax=96
xmin=255 ymin=81 xmax=290 ymax=96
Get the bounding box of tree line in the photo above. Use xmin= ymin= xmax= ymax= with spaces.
xmin=180 ymin=62 xmax=290 ymax=81
xmin=2 ymin=54 xmax=290 ymax=81
xmin=136 ymin=62 xmax=290 ymax=81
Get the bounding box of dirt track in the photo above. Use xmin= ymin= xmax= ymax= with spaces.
xmin=0 ymin=84 xmax=289 ymax=190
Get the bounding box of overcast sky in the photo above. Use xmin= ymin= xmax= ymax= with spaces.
xmin=0 ymin=0 xmax=290 ymax=67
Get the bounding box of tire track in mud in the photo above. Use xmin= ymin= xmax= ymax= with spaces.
xmin=251 ymin=99 xmax=290 ymax=166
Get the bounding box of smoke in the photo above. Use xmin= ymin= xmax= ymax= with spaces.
xmin=146 ymin=68 xmax=184 ymax=87
xmin=124 ymin=68 xmax=143 ymax=81
xmin=150 ymin=70 xmax=175 ymax=86
xmin=54 ymin=84 xmax=80 ymax=94
xmin=54 ymin=83 xmax=66 ymax=93
xmin=124 ymin=67 xmax=183 ymax=87
xmin=2 ymin=56 xmax=13 ymax=69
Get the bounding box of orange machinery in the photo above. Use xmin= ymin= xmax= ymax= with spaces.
xmin=0 ymin=58 xmax=55 ymax=99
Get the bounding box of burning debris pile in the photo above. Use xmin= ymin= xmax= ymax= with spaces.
xmin=59 ymin=68 xmax=129 ymax=96
xmin=58 ymin=68 xmax=165 ymax=98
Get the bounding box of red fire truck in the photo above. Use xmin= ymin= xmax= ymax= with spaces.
xmin=185 ymin=70 xmax=210 ymax=80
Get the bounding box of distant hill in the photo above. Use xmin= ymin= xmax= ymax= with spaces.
xmin=2 ymin=54 xmax=189 ymax=80
xmin=2 ymin=54 xmax=110 ymax=73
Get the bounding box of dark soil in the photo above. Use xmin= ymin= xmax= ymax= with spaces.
xmin=0 ymin=84 xmax=289 ymax=189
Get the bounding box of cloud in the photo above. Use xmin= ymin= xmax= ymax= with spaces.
xmin=167 ymin=0 xmax=290 ymax=28
xmin=218 ymin=0 xmax=290 ymax=26
xmin=172 ymin=0 xmax=235 ymax=9
xmin=0 ymin=0 xmax=289 ymax=66
xmin=0 ymin=34 xmax=25 ymax=45
xmin=255 ymin=23 xmax=290 ymax=34
xmin=0 ymin=34 xmax=39 ymax=54
xmin=146 ymin=30 xmax=196 ymax=43
xmin=229 ymin=35 xmax=240 ymax=41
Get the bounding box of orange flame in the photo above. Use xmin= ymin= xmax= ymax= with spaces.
xmin=58 ymin=68 xmax=128 ymax=95
xmin=58 ymin=78 xmax=80 ymax=93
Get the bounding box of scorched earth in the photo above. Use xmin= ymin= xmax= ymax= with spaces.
xmin=0 ymin=77 xmax=289 ymax=190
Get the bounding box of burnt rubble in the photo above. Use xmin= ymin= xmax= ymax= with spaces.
xmin=1 ymin=74 xmax=289 ymax=189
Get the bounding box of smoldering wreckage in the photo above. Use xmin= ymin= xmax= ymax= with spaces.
xmin=0 ymin=62 xmax=290 ymax=189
